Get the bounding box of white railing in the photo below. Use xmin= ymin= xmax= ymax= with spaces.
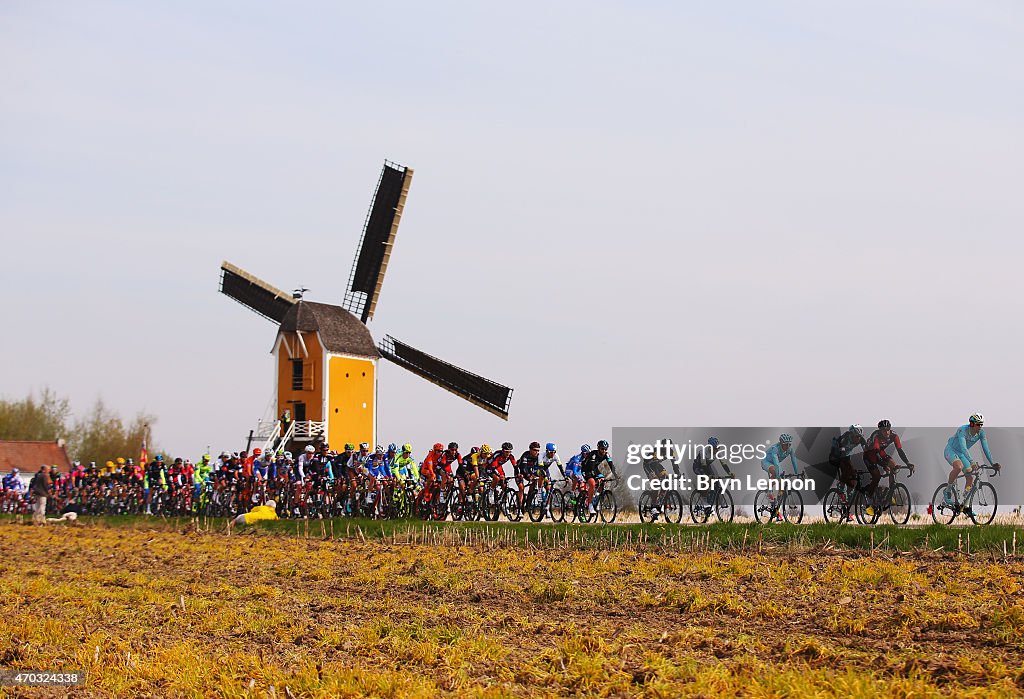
xmin=293 ymin=421 xmax=326 ymax=440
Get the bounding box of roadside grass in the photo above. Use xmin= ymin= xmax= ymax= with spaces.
xmin=8 ymin=513 xmax=1023 ymax=556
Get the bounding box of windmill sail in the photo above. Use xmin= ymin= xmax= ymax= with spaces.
xmin=219 ymin=261 xmax=296 ymax=323
xmin=379 ymin=335 xmax=513 ymax=420
xmin=342 ymin=162 xmax=413 ymax=323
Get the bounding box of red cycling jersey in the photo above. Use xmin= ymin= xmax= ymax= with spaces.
xmin=488 ymin=451 xmax=517 ymax=478
xmin=865 ymin=429 xmax=902 ymax=466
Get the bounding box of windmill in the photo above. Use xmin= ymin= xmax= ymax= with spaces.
xmin=218 ymin=161 xmax=513 ymax=452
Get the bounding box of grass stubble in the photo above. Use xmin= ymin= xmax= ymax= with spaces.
xmin=1 ymin=521 xmax=1022 ymax=698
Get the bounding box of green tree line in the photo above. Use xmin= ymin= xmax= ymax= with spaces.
xmin=0 ymin=388 xmax=159 ymax=465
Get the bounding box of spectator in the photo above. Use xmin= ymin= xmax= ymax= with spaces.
xmin=29 ymin=464 xmax=50 ymax=525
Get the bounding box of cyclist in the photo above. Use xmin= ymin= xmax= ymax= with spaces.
xmin=512 ymin=442 xmax=543 ymax=512
xmin=564 ymin=445 xmax=589 ymax=492
xmin=489 ymin=442 xmax=517 ymax=486
xmin=864 ymin=420 xmax=915 ymax=518
xmin=829 ymin=425 xmax=868 ymax=504
xmin=693 ymin=436 xmax=735 ymax=517
xmin=455 ymin=447 xmax=479 ymax=505
xmin=437 ymin=442 xmax=462 ymax=490
xmin=231 ymin=499 xmax=278 ymax=527
xmin=581 ymin=440 xmax=616 ymax=516
xmin=543 ymin=443 xmax=564 ymax=481
xmin=943 ymin=413 xmax=1001 ymax=513
xmin=762 ymin=434 xmax=798 ymax=479
xmin=144 ymin=455 xmax=167 ymax=514
xmin=391 ymin=444 xmax=420 ymax=483
xmin=642 ymin=443 xmax=672 ymax=519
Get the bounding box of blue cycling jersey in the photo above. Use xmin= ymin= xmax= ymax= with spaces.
xmin=946 ymin=424 xmax=994 ymax=465
xmin=564 ymin=453 xmax=585 ymax=477
xmin=762 ymin=442 xmax=798 ymax=474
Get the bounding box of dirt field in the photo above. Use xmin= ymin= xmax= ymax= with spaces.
xmin=1 ymin=523 xmax=1022 ymax=697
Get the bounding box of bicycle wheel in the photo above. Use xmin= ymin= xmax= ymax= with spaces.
xmin=639 ymin=491 xmax=657 ymax=524
xmin=663 ymin=490 xmax=684 ymax=524
xmin=503 ymin=488 xmax=523 ymax=522
xmin=968 ymin=482 xmax=997 ymax=525
xmin=887 ymin=483 xmax=912 ymax=526
xmin=598 ymin=490 xmax=618 ymax=523
xmin=549 ymin=489 xmax=566 ymax=523
xmin=713 ymin=490 xmax=734 ymax=523
xmin=527 ymin=490 xmax=546 ymax=523
xmin=782 ymin=490 xmax=804 ymax=524
xmin=753 ymin=490 xmax=775 ymax=524
xmin=854 ymin=490 xmax=879 ymax=526
xmin=930 ymin=484 xmax=957 ymax=525
xmin=688 ymin=490 xmax=710 ymax=524
xmin=822 ymin=487 xmax=848 ymax=524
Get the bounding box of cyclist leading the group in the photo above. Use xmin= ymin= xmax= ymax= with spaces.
xmin=943 ymin=413 xmax=1001 ymax=511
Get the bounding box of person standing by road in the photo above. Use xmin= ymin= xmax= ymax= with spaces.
xmin=29 ymin=464 xmax=50 ymax=525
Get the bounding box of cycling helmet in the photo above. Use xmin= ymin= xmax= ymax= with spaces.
xmin=116 ymin=457 xmax=126 ymax=465
xmin=470 ymin=446 xmax=479 ymax=454
xmin=402 ymin=443 xmax=413 ymax=453
xmin=708 ymin=436 xmax=720 ymax=448
xmin=529 ymin=441 xmax=541 ymax=450
xmin=877 ymin=419 xmax=892 ymax=431
xmin=284 ymin=451 xmax=293 ymax=460
xmin=276 ymin=450 xmax=284 ymax=457
xmin=173 ymin=458 xmax=183 ymax=464
xmin=10 ymin=467 xmax=18 ymax=474
xmin=126 ymin=458 xmax=133 ymax=465
xmin=387 ymin=443 xmax=397 ymax=453
xmin=581 ymin=444 xmax=591 ymax=453
xmin=344 ymin=443 xmax=355 ymax=452
xmin=265 ymin=499 xmax=276 ymax=510
xmin=155 ymin=454 xmax=164 ymax=462
xmin=850 ymin=424 xmax=864 ymax=436
xmin=252 ymin=448 xmax=262 ymax=456
xmin=779 ymin=433 xmax=794 ymax=445
xmin=375 ymin=444 xmax=384 ymax=454
xmin=448 ymin=442 xmax=459 ymax=450
xmin=433 ymin=442 xmax=444 ymax=452
xmin=501 ymin=441 xmax=513 ymax=451
xmin=546 ymin=442 xmax=557 ymax=452
xmin=305 ymin=445 xmax=315 ymax=453
xmin=970 ymin=413 xmax=985 ymax=425
xmin=359 ymin=442 xmax=369 ymax=451
xmin=105 ymin=460 xmax=114 ymax=469
xmin=481 ymin=443 xmax=493 ymax=454
xmin=597 ymin=440 xmax=609 ymax=450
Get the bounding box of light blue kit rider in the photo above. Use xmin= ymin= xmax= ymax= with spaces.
xmin=943 ymin=413 xmax=1001 ymax=503
xmin=762 ymin=433 xmax=799 ymax=478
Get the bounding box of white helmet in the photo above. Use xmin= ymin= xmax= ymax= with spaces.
xmin=305 ymin=445 xmax=315 ymax=453
xmin=265 ymin=499 xmax=276 ymax=510
xmin=849 ymin=424 xmax=864 ymax=436
xmin=970 ymin=413 xmax=984 ymax=425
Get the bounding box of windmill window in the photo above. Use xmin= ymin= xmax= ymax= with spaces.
xmin=292 ymin=360 xmax=314 ymax=391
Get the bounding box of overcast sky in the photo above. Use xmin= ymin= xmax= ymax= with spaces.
xmin=2 ymin=1 xmax=1022 ymax=460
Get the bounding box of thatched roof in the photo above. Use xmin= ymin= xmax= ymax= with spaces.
xmin=279 ymin=301 xmax=379 ymax=358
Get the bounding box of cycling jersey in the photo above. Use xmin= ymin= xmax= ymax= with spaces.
xmin=761 ymin=443 xmax=798 ymax=475
xmin=581 ymin=451 xmax=614 ymax=479
xmin=391 ymin=455 xmax=420 ymax=481
xmin=516 ymin=451 xmax=541 ymax=478
xmin=2 ymin=474 xmax=25 ymax=492
xmin=437 ymin=450 xmax=462 ymax=474
xmin=456 ymin=453 xmax=478 ymax=479
xmin=831 ymin=430 xmax=866 ymax=459
xmin=488 ymin=451 xmax=517 ymax=478
xmin=865 ymin=429 xmax=902 ymax=466
xmin=543 ymin=453 xmax=564 ymax=479
xmin=242 ymin=504 xmax=279 ymax=525
xmin=564 ymin=454 xmax=585 ymax=479
xmin=368 ymin=457 xmax=390 ymax=479
xmin=945 ymin=424 xmax=994 ymax=467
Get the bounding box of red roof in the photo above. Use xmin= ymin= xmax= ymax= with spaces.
xmin=0 ymin=440 xmax=72 ymax=473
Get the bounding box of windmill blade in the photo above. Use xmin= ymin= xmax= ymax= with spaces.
xmin=379 ymin=335 xmax=513 ymax=420
xmin=219 ymin=261 xmax=296 ymax=324
xmin=342 ymin=161 xmax=413 ymax=323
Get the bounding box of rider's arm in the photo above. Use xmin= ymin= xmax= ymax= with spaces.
xmin=892 ymin=434 xmax=911 ymax=466
xmin=980 ymin=430 xmax=995 ymax=466
xmin=788 ymin=450 xmax=799 ymax=474
xmin=955 ymin=426 xmax=970 ymax=456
